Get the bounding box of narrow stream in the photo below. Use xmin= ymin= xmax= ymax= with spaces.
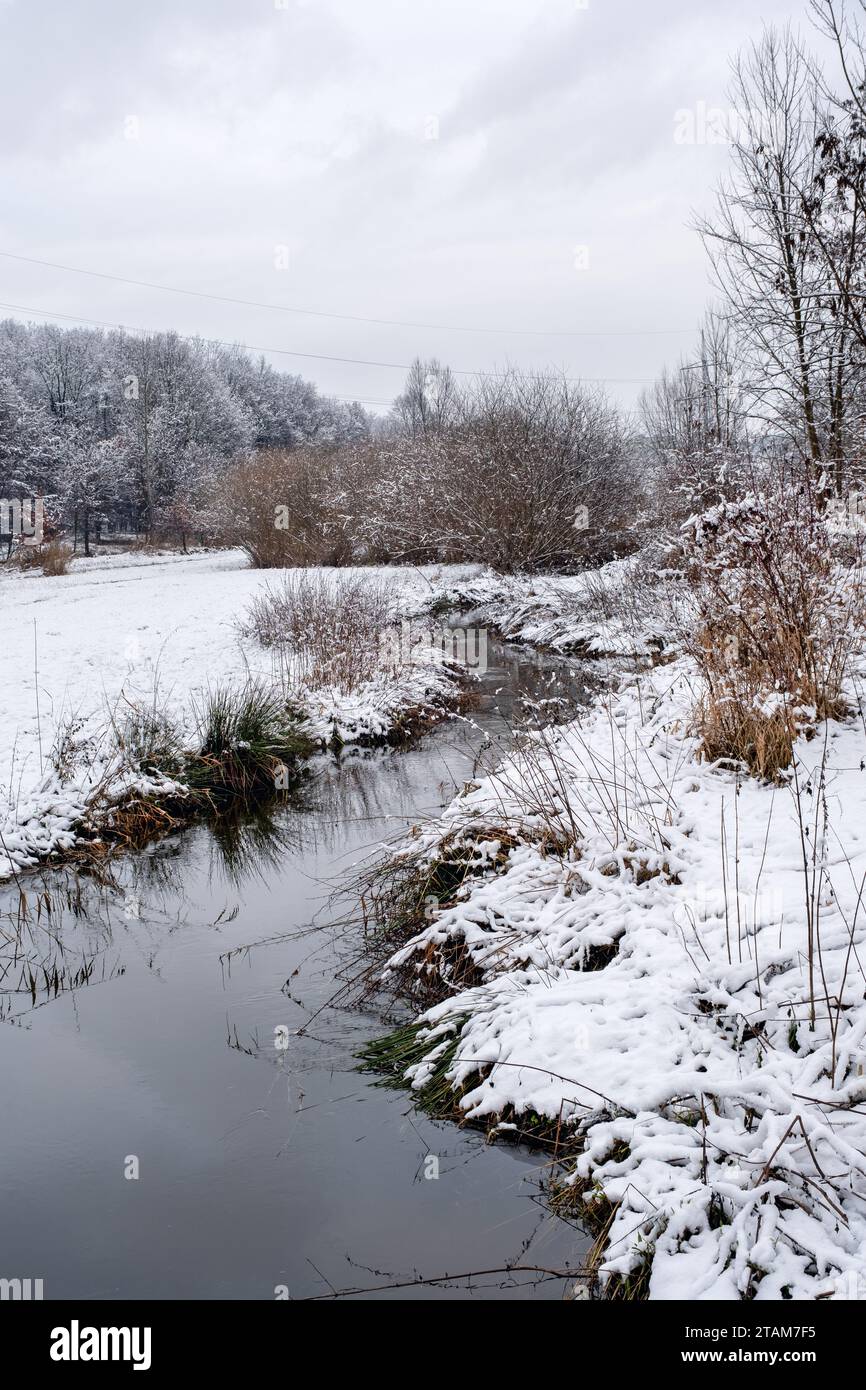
xmin=0 ymin=643 xmax=601 ymax=1300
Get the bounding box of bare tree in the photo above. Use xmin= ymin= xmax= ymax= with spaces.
xmin=640 ymin=309 xmax=750 ymax=521
xmin=378 ymin=369 xmax=639 ymax=571
xmin=389 ymin=356 xmax=461 ymax=438
xmin=697 ymin=28 xmax=845 ymax=484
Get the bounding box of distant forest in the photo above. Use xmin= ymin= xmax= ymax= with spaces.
xmin=0 ymin=319 xmax=371 ymax=547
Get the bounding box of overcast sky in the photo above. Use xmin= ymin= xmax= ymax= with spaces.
xmin=0 ymin=0 xmax=811 ymax=413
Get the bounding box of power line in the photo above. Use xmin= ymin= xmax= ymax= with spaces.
xmin=331 ymin=394 xmax=394 ymax=407
xmin=0 ymin=249 xmax=695 ymax=340
xmin=0 ymin=300 xmax=657 ymax=386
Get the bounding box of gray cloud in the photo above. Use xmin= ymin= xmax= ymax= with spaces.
xmin=0 ymin=0 xmax=809 ymax=411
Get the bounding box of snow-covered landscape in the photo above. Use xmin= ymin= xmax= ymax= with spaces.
xmin=0 ymin=551 xmax=471 ymax=878
xmin=7 ymin=535 xmax=866 ymax=1304
xmin=368 ymin=643 xmax=866 ymax=1300
xmin=5 ymin=0 xmax=866 ymax=1351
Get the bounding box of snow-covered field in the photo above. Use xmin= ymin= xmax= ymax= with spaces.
xmin=374 ymin=650 xmax=866 ymax=1301
xmin=0 ymin=550 xmax=472 ymax=879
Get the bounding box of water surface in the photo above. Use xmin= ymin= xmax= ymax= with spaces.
xmin=0 ymin=644 xmax=599 ymax=1299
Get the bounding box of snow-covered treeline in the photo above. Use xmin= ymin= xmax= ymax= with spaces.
xmin=0 ymin=319 xmax=371 ymax=550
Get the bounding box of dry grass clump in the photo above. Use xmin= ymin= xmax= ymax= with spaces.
xmin=240 ymin=570 xmax=396 ymax=692
xmin=40 ymin=541 xmax=74 ymax=576
xmin=692 ymin=634 xmax=812 ymax=781
xmin=681 ymin=463 xmax=864 ymax=779
xmin=187 ymin=680 xmax=311 ymax=801
xmin=7 ymin=540 xmax=74 ymax=575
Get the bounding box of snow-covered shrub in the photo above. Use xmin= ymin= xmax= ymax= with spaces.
xmin=376 ymin=371 xmax=642 ymax=572
xmin=682 ymin=465 xmax=865 ymax=777
xmin=218 ymin=368 xmax=646 ymax=574
xmin=215 ymin=447 xmax=366 ymax=568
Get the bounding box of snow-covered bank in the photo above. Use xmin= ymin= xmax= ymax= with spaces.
xmin=366 ymin=650 xmax=866 ymax=1301
xmin=406 ymin=560 xmax=677 ymax=660
xmin=0 ymin=551 xmax=472 ymax=879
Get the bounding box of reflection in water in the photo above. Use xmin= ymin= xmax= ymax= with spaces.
xmin=0 ymin=642 xmax=601 ymax=1299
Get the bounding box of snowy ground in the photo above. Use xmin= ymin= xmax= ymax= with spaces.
xmin=374 ymin=649 xmax=866 ymax=1301
xmin=0 ymin=550 xmax=473 ymax=879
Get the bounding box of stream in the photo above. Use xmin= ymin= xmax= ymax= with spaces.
xmin=0 ymin=642 xmax=600 ymax=1300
